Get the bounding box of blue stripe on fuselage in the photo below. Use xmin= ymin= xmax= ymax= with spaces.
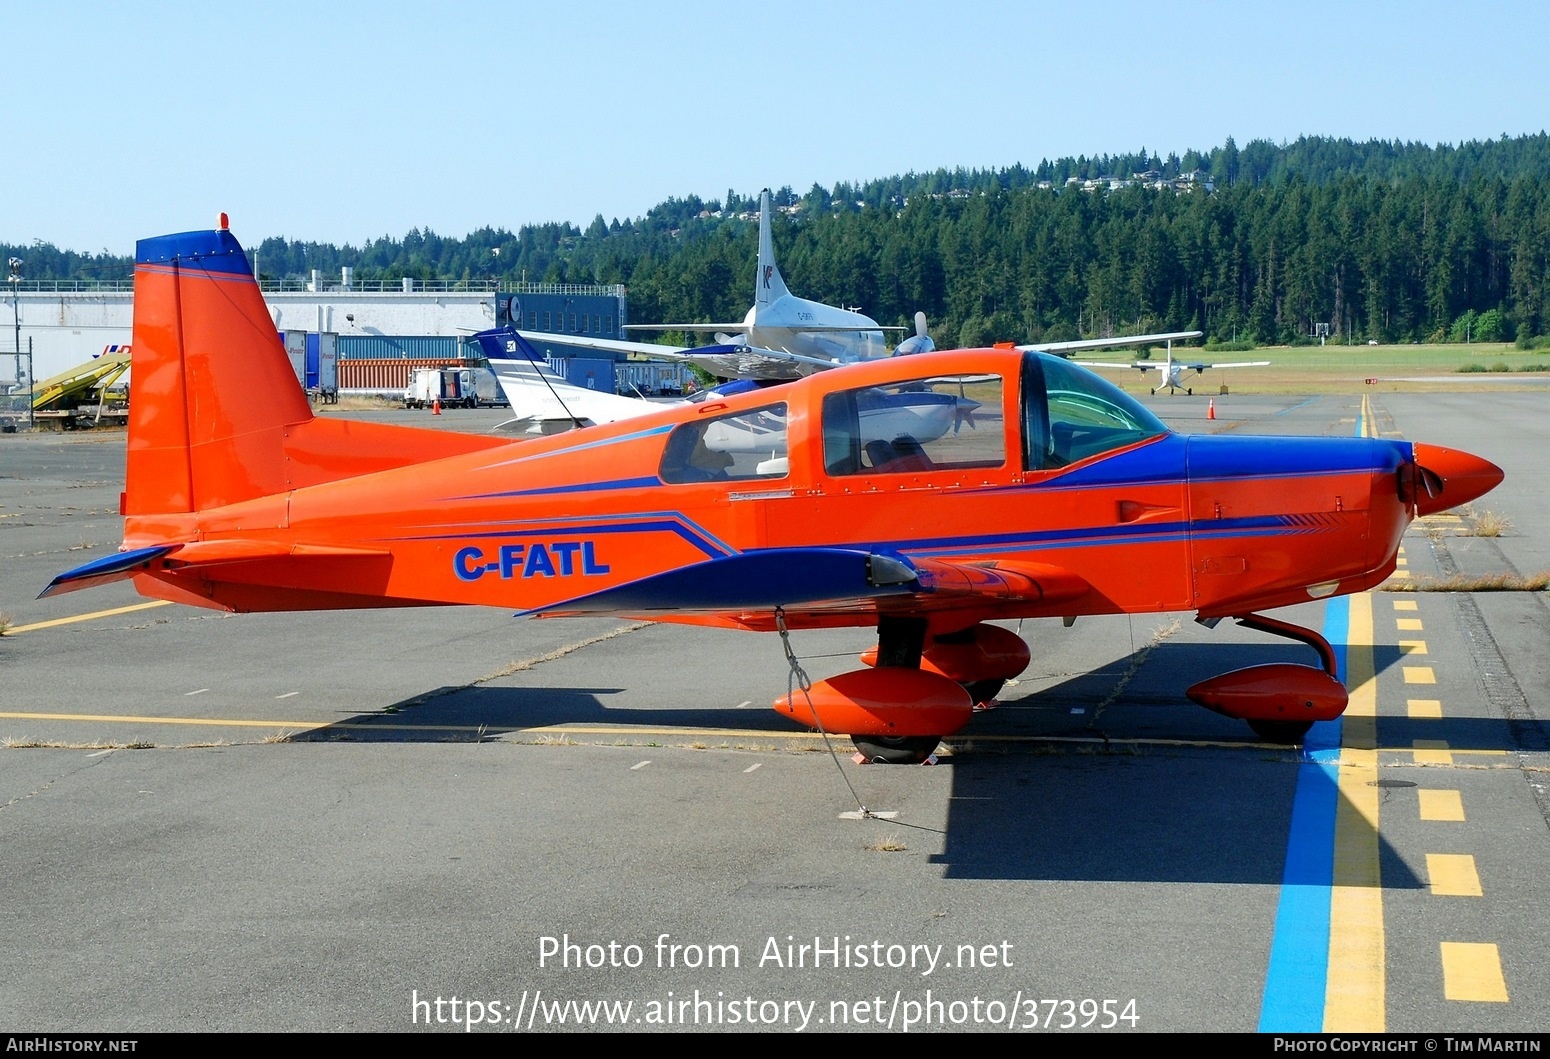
xmin=387 ymin=513 xmax=735 ymax=560
xmin=971 ymin=434 xmax=1405 ymax=495
xmin=1187 ymin=434 xmax=1408 ymax=482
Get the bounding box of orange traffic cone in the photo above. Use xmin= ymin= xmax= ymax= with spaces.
xmin=432 ymin=395 xmax=441 ymax=415
xmin=1207 ymin=398 xmax=1215 ymax=420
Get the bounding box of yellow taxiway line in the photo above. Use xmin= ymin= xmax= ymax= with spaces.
xmin=5 ymin=600 xmax=172 ymax=635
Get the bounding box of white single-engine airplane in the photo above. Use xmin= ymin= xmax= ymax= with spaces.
xmin=1066 ymin=339 xmax=1270 ymax=395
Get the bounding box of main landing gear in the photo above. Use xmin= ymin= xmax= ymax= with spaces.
xmin=773 ymin=617 xmax=1031 ymax=764
xmin=1185 ymin=613 xmax=1349 ymax=745
xmin=852 ymin=617 xmax=947 ymax=764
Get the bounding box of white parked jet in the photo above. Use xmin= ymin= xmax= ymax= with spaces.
xmin=481 ymin=185 xmax=1213 ymax=430
xmin=474 ymin=326 xmax=966 ymax=444
xmin=491 ymin=188 xmax=902 ymax=387
xmin=620 ymin=188 xmax=900 ymax=379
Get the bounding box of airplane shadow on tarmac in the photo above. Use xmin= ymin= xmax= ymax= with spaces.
xmin=271 ymin=636 xmax=1544 ymax=887
xmin=927 ymin=638 xmax=1527 ymax=884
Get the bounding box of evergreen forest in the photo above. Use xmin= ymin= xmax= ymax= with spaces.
xmin=9 ymin=134 xmax=1550 ymax=347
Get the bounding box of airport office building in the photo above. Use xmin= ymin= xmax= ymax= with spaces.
xmin=6 ymin=271 xmax=645 ymax=394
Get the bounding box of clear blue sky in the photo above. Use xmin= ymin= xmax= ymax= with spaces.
xmin=7 ymin=0 xmax=1545 ymax=255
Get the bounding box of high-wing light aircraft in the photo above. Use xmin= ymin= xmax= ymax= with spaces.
xmin=44 ymin=220 xmax=1503 ymax=763
xmin=1065 ymin=338 xmax=1270 ymax=395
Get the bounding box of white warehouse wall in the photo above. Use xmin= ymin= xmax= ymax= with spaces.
xmin=4 ymin=291 xmax=498 ymax=384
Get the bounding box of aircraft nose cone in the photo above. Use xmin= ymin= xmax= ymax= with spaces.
xmin=1411 ymin=443 xmax=1504 ymax=517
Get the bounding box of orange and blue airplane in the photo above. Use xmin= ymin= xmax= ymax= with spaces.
xmin=42 ymin=218 xmax=1503 ymax=762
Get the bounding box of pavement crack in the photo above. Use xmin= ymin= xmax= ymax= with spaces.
xmin=391 ymin=622 xmax=657 ymax=710
xmin=1088 ymin=617 xmax=1182 ymax=735
xmin=479 ymin=621 xmax=655 ymax=681
xmin=0 ymin=749 xmax=116 ymax=815
xmin=1427 ymin=531 xmax=1550 ymax=832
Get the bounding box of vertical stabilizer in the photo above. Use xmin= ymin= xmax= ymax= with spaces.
xmin=126 ymin=227 xmax=313 ymax=515
xmin=754 ymin=188 xmax=791 ymax=311
xmin=124 ymin=224 xmax=511 ymax=519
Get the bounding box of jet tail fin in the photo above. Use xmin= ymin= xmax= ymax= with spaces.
xmin=754 ymin=188 xmax=791 ymax=310
xmin=124 ymin=219 xmax=506 ymax=518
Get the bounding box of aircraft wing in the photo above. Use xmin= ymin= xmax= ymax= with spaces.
xmin=1074 ymin=357 xmax=1270 ymax=373
xmin=1182 ymin=360 xmax=1271 ymax=370
xmin=627 ymin=323 xmax=906 ymax=334
xmin=624 ymin=322 xmax=750 ymax=333
xmin=514 ymin=330 xmax=693 ymax=359
xmin=1078 ymin=360 xmax=1155 ymax=371
xmin=1016 ymin=330 xmax=1203 ymax=354
xmin=526 ymin=548 xmax=1089 ymax=629
xmin=652 ymin=343 xmax=842 ymax=381
xmin=511 ymin=331 xmax=848 ymax=380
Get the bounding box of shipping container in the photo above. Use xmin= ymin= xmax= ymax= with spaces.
xmin=337 ymin=358 xmax=464 ymax=392
xmin=283 ymin=330 xmax=307 ymax=391
xmin=337 ymin=335 xmax=464 ymax=361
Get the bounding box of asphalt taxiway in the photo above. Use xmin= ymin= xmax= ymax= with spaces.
xmin=1 ymin=393 xmax=1546 ymax=1033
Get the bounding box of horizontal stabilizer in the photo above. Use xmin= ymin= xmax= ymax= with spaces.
xmin=164 ymin=540 xmax=392 ymax=567
xmin=43 ymin=540 xmax=393 ymax=600
xmin=38 ymin=545 xmax=179 ymax=598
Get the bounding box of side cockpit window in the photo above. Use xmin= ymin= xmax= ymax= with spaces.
xmin=659 ymin=403 xmax=789 ymax=483
xmin=822 ymin=376 xmax=1005 ymax=476
xmin=1022 ymin=353 xmax=1167 ymax=470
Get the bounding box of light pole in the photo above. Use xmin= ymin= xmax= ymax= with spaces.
xmin=7 ymin=257 xmax=20 ymax=392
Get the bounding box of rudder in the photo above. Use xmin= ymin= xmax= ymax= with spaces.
xmin=754 ymin=188 xmax=791 ymax=310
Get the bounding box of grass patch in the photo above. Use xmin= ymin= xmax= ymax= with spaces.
xmin=2 ymin=738 xmax=153 ymax=750
xmin=317 ymin=395 xmax=401 ymax=411
xmin=864 ymin=834 xmax=910 ymax=853
xmin=1463 ymin=507 xmax=1512 ymax=537
xmin=1383 ymin=572 xmax=1550 ymax=592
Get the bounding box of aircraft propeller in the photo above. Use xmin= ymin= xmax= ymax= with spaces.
xmin=892 ymin=312 xmax=935 ymax=357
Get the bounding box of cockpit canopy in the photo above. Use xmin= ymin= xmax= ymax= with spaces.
xmin=1023 ymin=352 xmax=1168 ymax=470
xmin=656 ymin=350 xmax=1169 ymax=484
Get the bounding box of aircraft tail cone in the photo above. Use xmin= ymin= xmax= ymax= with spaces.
xmin=1207 ymin=398 xmax=1215 ymax=420
xmin=1411 ymin=443 xmax=1503 ymax=517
